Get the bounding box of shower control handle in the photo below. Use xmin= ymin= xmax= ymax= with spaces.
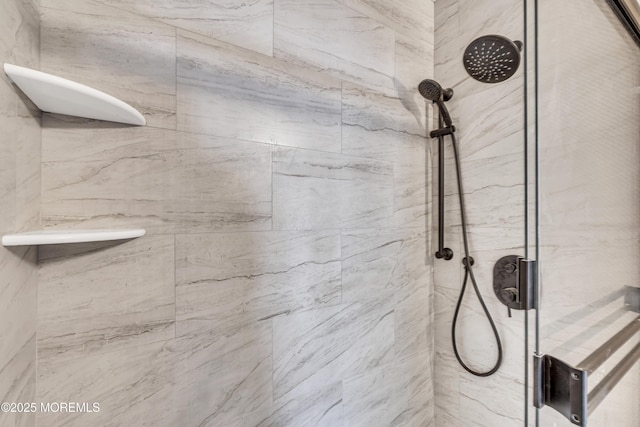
xmin=500 ymin=287 xmax=518 ymax=303
xmin=493 ymin=255 xmax=537 ymax=311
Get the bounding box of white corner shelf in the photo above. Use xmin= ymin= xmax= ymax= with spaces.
xmin=2 ymin=229 xmax=146 ymax=246
xmin=3 ymin=63 xmax=146 ymax=126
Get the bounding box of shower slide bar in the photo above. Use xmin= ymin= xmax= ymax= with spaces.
xmin=534 ymin=310 xmax=640 ymax=426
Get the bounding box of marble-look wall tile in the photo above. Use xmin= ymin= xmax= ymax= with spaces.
xmin=343 ymin=351 xmax=433 ymax=427
xmin=41 ymin=120 xmax=272 ymax=233
xmin=273 ymin=146 xmax=394 ymax=230
xmin=0 ymin=336 xmax=36 ymax=427
xmin=459 ymin=371 xmax=524 ymax=427
xmin=0 ymin=83 xmax=17 ymax=235
xmin=172 ymin=321 xmax=273 ymax=426
xmin=342 ymin=82 xmax=425 ymax=161
xmin=341 ymin=228 xmax=428 ymax=304
xmin=342 ymin=228 xmax=431 ymax=360
xmin=38 ymin=236 xmax=175 ymax=362
xmin=175 ymin=230 xmax=342 ymax=334
xmin=273 ymin=298 xmax=395 ymax=400
xmin=255 ymin=382 xmax=343 ymax=427
xmin=336 ymin=0 xmax=434 ymax=43
xmin=0 ymin=1 xmax=39 ymax=426
xmin=274 ymin=0 xmax=395 ymax=95
xmin=0 ymin=247 xmax=37 ymax=427
xmin=96 ymin=0 xmax=274 ymax=56
xmin=40 ymin=0 xmax=177 ymax=129
xmin=15 ymin=115 xmax=41 ymax=231
xmin=177 ymin=30 xmax=342 ymax=153
xmin=174 ymin=230 xmax=343 ymax=425
xmin=37 ymin=341 xmax=177 ymax=427
xmin=394 ymin=33 xmax=433 ymax=129
xmin=341 ymin=82 xmax=430 ymax=227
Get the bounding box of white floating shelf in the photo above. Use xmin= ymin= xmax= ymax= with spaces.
xmin=2 ymin=229 xmax=146 ymax=246
xmin=3 ymin=63 xmax=146 ymax=126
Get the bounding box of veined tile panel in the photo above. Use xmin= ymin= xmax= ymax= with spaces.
xmin=341 ymin=82 xmax=429 ymax=227
xmin=273 ymin=146 xmax=394 ymax=230
xmin=38 ymin=236 xmax=175 ymax=362
xmin=0 ymin=0 xmax=39 ymax=425
xmin=0 ymin=80 xmax=17 ymax=234
xmin=95 ymin=0 xmax=274 ymax=56
xmin=394 ymin=32 xmax=433 ymax=128
xmin=272 ymin=298 xmax=395 ymax=400
xmin=254 ymin=382 xmax=343 ymax=427
xmin=174 ymin=230 xmax=341 ymax=424
xmin=343 ymin=351 xmax=433 ymax=427
xmin=341 ymin=228 xmax=429 ymax=305
xmin=37 ymin=341 xmax=177 ymax=427
xmin=172 ymin=321 xmax=273 ymax=426
xmin=0 ymin=247 xmax=37 ymax=427
xmin=175 ymin=230 xmax=342 ymax=335
xmin=336 ymin=0 xmax=434 ymax=43
xmin=0 ymin=336 xmax=36 ymax=427
xmin=274 ymin=0 xmax=396 ymax=95
xmin=41 ymin=118 xmax=272 ymax=233
xmin=40 ymin=0 xmax=177 ymax=129
xmin=177 ymin=30 xmax=342 ymax=153
xmin=0 ymin=0 xmax=40 ymax=74
xmin=342 ymin=82 xmax=425 ymax=161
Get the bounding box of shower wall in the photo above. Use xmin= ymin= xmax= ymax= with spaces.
xmin=0 ymin=1 xmax=40 ymax=426
xmin=36 ymin=0 xmax=435 ymax=426
xmin=433 ymin=0 xmax=526 ymax=426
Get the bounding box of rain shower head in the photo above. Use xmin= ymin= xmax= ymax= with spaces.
xmin=463 ymin=35 xmax=523 ymax=83
xmin=418 ymin=79 xmax=454 ymax=128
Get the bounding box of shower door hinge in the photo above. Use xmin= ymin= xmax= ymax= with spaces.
xmin=493 ymin=256 xmax=537 ymax=311
xmin=534 ymin=354 xmax=588 ymax=426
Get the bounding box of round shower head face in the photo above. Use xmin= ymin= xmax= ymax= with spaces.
xmin=463 ymin=35 xmax=522 ymax=83
xmin=418 ymin=79 xmax=454 ymax=102
xmin=418 ymin=79 xmax=443 ymax=101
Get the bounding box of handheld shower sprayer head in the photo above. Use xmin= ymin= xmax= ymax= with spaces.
xmin=418 ymin=79 xmax=454 ymax=129
xmin=418 ymin=79 xmax=453 ymax=102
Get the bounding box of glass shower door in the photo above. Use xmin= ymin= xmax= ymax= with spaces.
xmin=533 ymin=0 xmax=640 ymax=425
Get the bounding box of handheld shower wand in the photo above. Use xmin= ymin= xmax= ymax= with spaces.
xmin=419 ymin=79 xmax=503 ymax=377
xmin=419 ymin=79 xmax=454 ymax=260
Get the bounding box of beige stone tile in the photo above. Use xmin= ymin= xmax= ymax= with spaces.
xmin=38 ymin=236 xmax=175 ymax=361
xmin=273 ymin=146 xmax=394 ymax=230
xmin=96 ymin=0 xmax=274 ymax=56
xmin=41 ymin=120 xmax=272 ymax=233
xmin=177 ymin=30 xmax=342 ymax=153
xmin=274 ymin=0 xmax=395 ymax=95
xmin=40 ymin=0 xmax=177 ymax=128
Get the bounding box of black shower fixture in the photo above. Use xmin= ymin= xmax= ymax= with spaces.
xmin=418 ymin=79 xmax=503 ymax=377
xmin=463 ymin=35 xmax=523 ymax=83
